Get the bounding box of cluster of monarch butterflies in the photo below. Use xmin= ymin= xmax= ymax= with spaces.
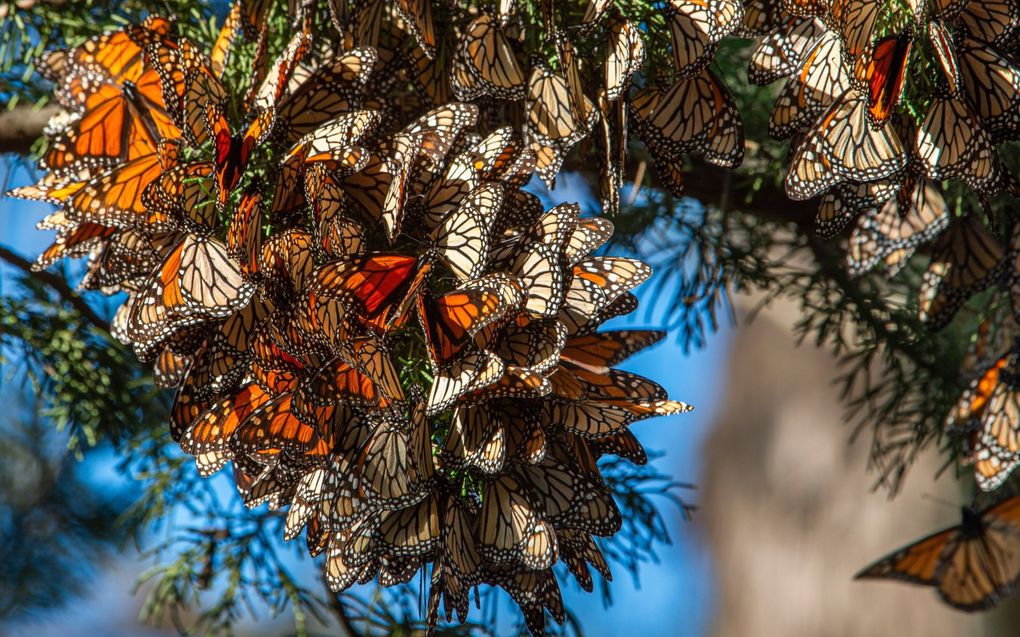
xmin=9 ymin=3 xmax=695 ymax=634
xmin=748 ymin=0 xmax=1020 ymax=326
xmin=12 ymin=0 xmax=1020 ymax=626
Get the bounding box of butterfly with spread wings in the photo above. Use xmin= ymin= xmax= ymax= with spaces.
xmin=856 ymin=496 xmax=1020 ymax=611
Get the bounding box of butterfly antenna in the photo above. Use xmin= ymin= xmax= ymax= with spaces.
xmin=921 ymin=492 xmax=959 ymax=510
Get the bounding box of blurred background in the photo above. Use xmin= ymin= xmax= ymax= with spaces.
xmin=3 ymin=158 xmax=1019 ymax=637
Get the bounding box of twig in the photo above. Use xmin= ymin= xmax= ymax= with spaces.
xmin=0 ymin=244 xmax=110 ymax=332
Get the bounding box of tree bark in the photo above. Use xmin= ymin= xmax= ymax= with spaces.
xmin=0 ymin=104 xmax=62 ymax=154
xmin=0 ymin=244 xmax=110 ymax=332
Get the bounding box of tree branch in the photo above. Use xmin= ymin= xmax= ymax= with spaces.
xmin=570 ymin=156 xmax=818 ymax=227
xmin=684 ymin=160 xmax=817 ymax=226
xmin=0 ymin=244 xmax=110 ymax=332
xmin=0 ymin=104 xmax=62 ymax=154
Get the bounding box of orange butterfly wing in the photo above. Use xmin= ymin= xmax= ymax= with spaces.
xmin=862 ymin=34 xmax=912 ymax=124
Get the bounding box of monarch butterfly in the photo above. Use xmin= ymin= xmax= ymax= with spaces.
xmin=485 ymin=567 xmax=564 ymax=637
xmin=238 ymin=0 xmax=272 ymax=39
xmin=517 ymin=451 xmax=621 ymax=534
xmin=666 ymin=0 xmax=743 ymax=77
xmin=141 ymin=160 xmax=217 ymax=232
xmin=602 ymin=17 xmax=645 ymax=106
xmin=79 ymin=228 xmax=164 ymax=293
xmin=42 ymin=16 xmax=174 ymax=108
xmin=236 ymin=459 xmax=304 ymax=509
xmin=561 ymin=329 xmax=665 ymax=372
xmin=526 ymin=59 xmax=595 ymax=150
xmin=127 ymin=234 xmax=257 ymax=352
xmin=442 ymin=403 xmax=514 ymax=474
xmin=42 ymin=68 xmax=178 ymax=175
xmin=688 ymin=77 xmax=745 ymax=169
xmin=855 ymin=496 xmax=1020 ymax=611
xmin=430 ymin=182 xmax=502 ymax=282
xmin=945 ymin=354 xmax=1009 ymax=443
xmin=957 ymin=39 xmax=1020 ymax=142
xmin=206 ymin=103 xmax=276 ymax=207
xmin=458 ymin=363 xmax=552 ymax=407
xmin=525 ymin=46 xmax=594 ymax=189
xmin=630 ymin=69 xmax=719 ymax=160
xmin=153 ymin=346 xmax=191 ymax=389
xmin=410 ymin=37 xmax=454 ymax=106
xmin=560 ymin=258 xmax=652 ymax=335
xmin=424 ymin=126 xmax=521 ymax=227
xmin=395 ymin=0 xmax=435 ymax=57
xmin=357 ymin=404 xmax=434 ymax=509
xmin=847 ymin=180 xmax=950 ymax=276
xmin=33 ymin=221 xmax=117 ymax=273
xmin=915 ymin=96 xmax=1002 ymax=194
xmin=928 ymin=20 xmax=961 ymax=94
xmin=478 ymin=474 xmax=541 ymax=564
xmin=374 ymin=493 xmax=442 ymax=559
xmin=918 ymin=217 xmax=1006 ymax=331
xmin=64 ymin=141 xmax=180 ymax=232
xmin=180 ymin=381 xmax=273 ymax=476
xmin=272 ymin=110 xmax=380 ymax=214
xmin=427 ymin=495 xmax=482 ymax=625
xmin=960 ymin=355 xmax=1020 ymax=491
xmin=494 ymin=316 xmax=567 ymax=376
xmin=274 ymin=48 xmax=378 ymax=144
xmin=226 ymin=183 xmax=263 ymax=276
xmin=565 ymin=217 xmax=614 ymax=269
xmin=418 ymin=273 xmax=522 ymax=368
xmin=231 ymin=392 xmax=332 ymax=459
xmin=258 ymin=229 xmax=317 ymax=293
xmin=147 ymin=36 xmax=228 ymax=146
xmin=830 ymin=0 xmax=881 ymax=61
xmin=557 ymin=528 xmax=612 ymax=593
xmin=589 ymin=429 xmax=649 ymax=465
xmin=857 ymin=33 xmax=912 ymax=125
xmin=960 ymin=0 xmax=1020 ymax=48
xmin=769 ymin=29 xmax=850 ymax=140
xmin=452 ymin=14 xmax=526 ymax=100
xmin=210 ymin=2 xmax=242 ymax=75
xmin=294 ymin=350 xmax=400 ymax=425
xmin=283 ymin=466 xmax=327 ymax=541
xmin=165 ymin=299 xmax=272 ymax=401
xmin=427 ymin=349 xmax=505 ymax=415
xmin=786 ymin=91 xmax=907 ymax=201
xmin=309 ymin=253 xmax=421 ymax=325
xmin=815 ymin=179 xmax=900 ymax=239
xmin=325 ymin=532 xmax=378 ymax=593
xmin=7 ymin=170 xmax=90 ymax=205
xmin=252 ymin=30 xmax=312 ymax=111
xmin=748 ymin=17 xmax=825 ymax=86
xmin=563 ymin=365 xmax=668 ymax=402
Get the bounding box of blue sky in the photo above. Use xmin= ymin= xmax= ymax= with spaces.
xmin=1 ymin=160 xmax=730 ymax=637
